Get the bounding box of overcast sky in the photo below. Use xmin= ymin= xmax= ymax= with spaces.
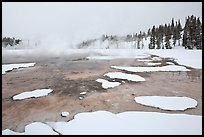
xmin=2 ymin=2 xmax=202 ymax=44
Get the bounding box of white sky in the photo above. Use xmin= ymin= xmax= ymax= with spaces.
xmin=2 ymin=2 xmax=202 ymax=44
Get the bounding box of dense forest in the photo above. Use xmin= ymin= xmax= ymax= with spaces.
xmin=79 ymin=15 xmax=202 ymax=49
xmin=147 ymin=15 xmax=202 ymax=49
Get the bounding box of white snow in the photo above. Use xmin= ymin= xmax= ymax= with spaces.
xmin=96 ymin=79 xmax=121 ymax=89
xmin=166 ymin=62 xmax=174 ymax=65
xmin=12 ymin=89 xmax=53 ymax=100
xmin=46 ymin=111 xmax=201 ymax=135
xmin=145 ymin=62 xmax=162 ymax=66
xmin=104 ymin=72 xmax=145 ymax=82
xmin=2 ymin=122 xmax=58 ymax=135
xmin=61 ymin=112 xmax=70 ymax=117
xmin=2 ymin=63 xmax=36 ymax=74
xmin=2 ymin=49 xmax=201 ymax=69
xmin=134 ymin=96 xmax=198 ymax=111
xmin=137 ymin=59 xmax=153 ymax=62
xmin=2 ymin=111 xmax=201 ymax=135
xmin=86 ymin=55 xmax=149 ymax=60
xmin=79 ymin=92 xmax=87 ymax=95
xmin=151 ymin=57 xmax=162 ymax=61
xmin=145 ymin=50 xmax=202 ymax=69
xmin=111 ymin=65 xmax=190 ymax=72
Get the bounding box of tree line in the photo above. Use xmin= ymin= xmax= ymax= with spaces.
xmin=2 ymin=37 xmax=22 ymax=47
xmin=148 ymin=15 xmax=202 ymax=49
xmin=98 ymin=15 xmax=202 ymax=50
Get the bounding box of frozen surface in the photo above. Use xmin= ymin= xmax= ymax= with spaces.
xmin=96 ymin=79 xmax=121 ymax=89
xmin=145 ymin=50 xmax=202 ymax=69
xmin=79 ymin=92 xmax=87 ymax=95
xmin=2 ymin=122 xmax=58 ymax=135
xmin=2 ymin=111 xmax=201 ymax=135
xmin=47 ymin=111 xmax=201 ymax=135
xmin=86 ymin=55 xmax=150 ymax=60
xmin=111 ymin=65 xmax=190 ymax=72
xmin=2 ymin=63 xmax=36 ymax=74
xmin=135 ymin=96 xmax=198 ymax=111
xmin=104 ymin=72 xmax=145 ymax=82
xmin=61 ymin=112 xmax=70 ymax=117
xmin=13 ymin=89 xmax=53 ymax=100
xmin=145 ymin=62 xmax=162 ymax=66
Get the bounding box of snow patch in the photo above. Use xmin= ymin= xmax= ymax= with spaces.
xmin=111 ymin=65 xmax=190 ymax=72
xmin=86 ymin=55 xmax=149 ymax=60
xmin=2 ymin=63 xmax=36 ymax=74
xmin=46 ymin=111 xmax=201 ymax=135
xmin=80 ymin=92 xmax=87 ymax=95
xmin=2 ymin=122 xmax=58 ymax=135
xmin=13 ymin=89 xmax=53 ymax=100
xmin=104 ymin=72 xmax=145 ymax=82
xmin=145 ymin=62 xmax=162 ymax=66
xmin=96 ymin=79 xmax=121 ymax=89
xmin=134 ymin=96 xmax=197 ymax=111
xmin=2 ymin=111 xmax=201 ymax=135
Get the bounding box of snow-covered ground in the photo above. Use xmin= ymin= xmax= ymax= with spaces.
xmin=111 ymin=65 xmax=190 ymax=72
xmin=86 ymin=49 xmax=201 ymax=69
xmin=2 ymin=48 xmax=202 ymax=135
xmin=12 ymin=89 xmax=53 ymax=100
xmin=104 ymin=72 xmax=145 ymax=82
xmin=2 ymin=63 xmax=36 ymax=74
xmin=134 ymin=96 xmax=198 ymax=111
xmin=2 ymin=111 xmax=202 ymax=135
xmin=2 ymin=48 xmax=202 ymax=69
xmin=96 ymin=79 xmax=121 ymax=89
xmin=86 ymin=54 xmax=150 ymax=60
xmin=145 ymin=62 xmax=162 ymax=66
xmin=2 ymin=122 xmax=58 ymax=135
xmin=145 ymin=50 xmax=202 ymax=69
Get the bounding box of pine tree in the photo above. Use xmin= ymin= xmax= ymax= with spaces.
xmin=176 ymin=20 xmax=183 ymax=46
xmin=160 ymin=25 xmax=164 ymax=49
xmin=191 ymin=16 xmax=197 ymax=49
xmin=134 ymin=33 xmax=138 ymax=49
xmin=147 ymin=28 xmax=151 ymax=36
xmin=172 ymin=21 xmax=177 ymax=47
xmin=165 ymin=25 xmax=172 ymax=49
xmin=149 ymin=26 xmax=156 ymax=49
xmin=195 ymin=17 xmax=202 ymax=49
xmin=171 ymin=18 xmax=175 ymax=35
xmin=152 ymin=26 xmax=156 ymax=49
xmin=183 ymin=17 xmax=190 ymax=49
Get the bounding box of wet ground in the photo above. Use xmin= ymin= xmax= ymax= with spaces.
xmin=2 ymin=52 xmax=202 ymax=132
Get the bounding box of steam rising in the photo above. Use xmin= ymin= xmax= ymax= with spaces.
xmin=2 ymin=2 xmax=202 ymax=52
